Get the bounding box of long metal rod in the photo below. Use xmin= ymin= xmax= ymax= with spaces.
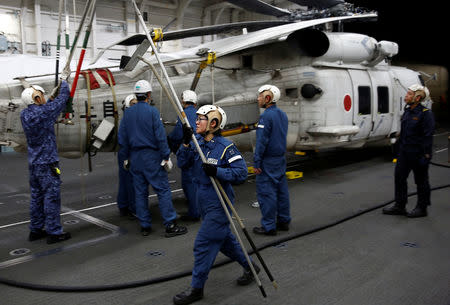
xmin=64 ymin=0 xmax=97 ymax=122
xmin=62 ymin=0 xmax=92 ymax=74
xmin=64 ymin=0 xmax=70 ymax=58
xmin=55 ymin=0 xmax=64 ymax=86
xmin=130 ymin=0 xmax=266 ymax=297
xmin=215 ymin=180 xmax=278 ymax=288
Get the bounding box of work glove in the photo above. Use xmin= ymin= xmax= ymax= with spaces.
xmin=123 ymin=160 xmax=130 ymax=171
xmin=202 ymin=163 xmax=217 ymax=177
xmin=60 ymin=67 xmax=71 ymax=81
xmin=50 ymin=84 xmax=61 ymax=100
xmin=161 ymin=157 xmax=173 ymax=172
xmin=182 ymin=124 xmax=193 ymax=145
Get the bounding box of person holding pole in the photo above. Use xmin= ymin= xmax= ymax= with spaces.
xmin=174 ymin=105 xmax=260 ymax=305
xmin=20 ymin=79 xmax=72 ymax=244
xmin=118 ymin=80 xmax=187 ymax=237
xmin=253 ymin=85 xmax=291 ymax=236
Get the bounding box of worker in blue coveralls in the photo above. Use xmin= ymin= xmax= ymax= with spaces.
xmin=253 ymin=84 xmax=291 ymax=236
xmin=20 ymin=79 xmax=72 ymax=244
xmin=383 ymin=84 xmax=435 ymax=218
xmin=167 ymin=90 xmax=199 ymax=221
xmin=173 ymin=105 xmax=260 ymax=305
xmin=117 ymin=94 xmax=137 ymax=217
xmin=118 ymin=80 xmax=187 ymax=237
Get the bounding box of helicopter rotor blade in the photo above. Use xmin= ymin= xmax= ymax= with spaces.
xmin=225 ymin=0 xmax=291 ymax=18
xmin=286 ymin=0 xmax=345 ymax=9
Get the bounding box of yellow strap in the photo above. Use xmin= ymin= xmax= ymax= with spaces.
xmin=152 ymin=28 xmax=163 ymax=41
xmin=220 ymin=143 xmax=234 ymax=160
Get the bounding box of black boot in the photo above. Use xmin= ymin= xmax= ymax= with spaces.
xmin=276 ymin=222 xmax=290 ymax=231
xmin=47 ymin=232 xmax=71 ymax=244
xmin=141 ymin=226 xmax=152 ymax=236
xmin=382 ymin=203 xmax=407 ymax=215
xmin=165 ymin=222 xmax=187 ymax=238
xmin=253 ymin=226 xmax=276 ymax=236
xmin=407 ymin=205 xmax=427 ymax=218
xmin=173 ymin=287 xmax=203 ymax=305
xmin=236 ymin=262 xmax=260 ymax=286
xmin=28 ymin=229 xmax=47 ymax=241
xmin=119 ymin=208 xmax=130 ymax=217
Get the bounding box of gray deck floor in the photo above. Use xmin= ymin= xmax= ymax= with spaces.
xmin=0 ymin=129 xmax=449 ymax=305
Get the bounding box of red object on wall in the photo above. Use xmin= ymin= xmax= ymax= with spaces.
xmin=343 ymin=94 xmax=352 ymax=111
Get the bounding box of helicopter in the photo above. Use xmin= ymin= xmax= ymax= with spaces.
xmin=0 ymin=0 xmax=437 ymax=163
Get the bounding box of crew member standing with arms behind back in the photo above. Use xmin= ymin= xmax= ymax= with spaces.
xmin=20 ymin=79 xmax=72 ymax=244
xmin=383 ymin=84 xmax=435 ymax=218
xmin=253 ymin=85 xmax=291 ymax=236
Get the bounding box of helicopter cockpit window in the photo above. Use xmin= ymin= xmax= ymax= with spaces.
xmin=377 ymin=86 xmax=389 ymax=113
xmin=286 ymin=88 xmax=298 ymax=99
xmin=358 ymin=86 xmax=371 ymax=115
xmin=242 ymin=55 xmax=252 ymax=69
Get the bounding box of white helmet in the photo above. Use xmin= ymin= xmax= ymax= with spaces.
xmin=196 ymin=105 xmax=227 ymax=132
xmin=408 ymin=84 xmax=429 ymax=101
xmin=134 ymin=80 xmax=152 ymax=94
xmin=123 ymin=94 xmax=137 ymax=109
xmin=181 ymin=90 xmax=197 ymax=104
xmin=21 ymin=85 xmax=46 ymax=106
xmin=258 ymin=84 xmax=280 ymax=103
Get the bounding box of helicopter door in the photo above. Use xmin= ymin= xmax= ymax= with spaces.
xmin=367 ymin=71 xmax=393 ymax=138
xmin=348 ymin=70 xmax=372 ymax=141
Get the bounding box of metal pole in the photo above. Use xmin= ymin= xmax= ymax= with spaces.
xmin=55 ymin=0 xmax=64 ymax=86
xmin=63 ymin=0 xmax=97 ymax=124
xmin=62 ymin=0 xmax=93 ymax=75
xmin=130 ymin=0 xmax=267 ymax=297
xmin=64 ymin=0 xmax=70 ymax=58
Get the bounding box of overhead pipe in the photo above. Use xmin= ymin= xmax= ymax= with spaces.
xmin=19 ymin=1 xmax=27 ymax=54
xmin=34 ymin=0 xmax=42 ymax=56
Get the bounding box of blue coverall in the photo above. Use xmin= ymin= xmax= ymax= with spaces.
xmin=177 ymin=135 xmax=249 ymax=289
xmin=117 ymin=111 xmax=136 ymax=215
xmin=168 ymin=105 xmax=199 ymax=218
xmin=254 ymin=104 xmax=291 ymax=232
xmin=118 ymin=100 xmax=177 ymax=229
xmin=20 ymin=81 xmax=70 ymax=235
xmin=395 ymin=103 xmax=435 ymax=207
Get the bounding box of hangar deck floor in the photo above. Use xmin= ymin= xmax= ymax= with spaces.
xmin=0 ymin=128 xmax=449 ymax=305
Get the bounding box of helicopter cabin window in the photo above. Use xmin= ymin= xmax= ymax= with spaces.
xmin=242 ymin=55 xmax=252 ymax=69
xmin=377 ymin=86 xmax=389 ymax=113
xmin=286 ymin=88 xmax=298 ymax=99
xmin=358 ymin=86 xmax=371 ymax=115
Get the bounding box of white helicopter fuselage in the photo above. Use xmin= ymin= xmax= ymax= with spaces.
xmin=0 ymin=30 xmax=428 ymax=158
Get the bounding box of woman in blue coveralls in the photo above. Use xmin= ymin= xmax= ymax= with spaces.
xmin=173 ymin=105 xmax=260 ymax=305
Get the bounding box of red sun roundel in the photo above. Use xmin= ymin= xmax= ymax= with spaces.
xmin=343 ymin=95 xmax=352 ymax=112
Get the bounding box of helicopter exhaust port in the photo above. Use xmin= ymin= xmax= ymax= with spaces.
xmin=287 ymin=29 xmax=330 ymax=58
